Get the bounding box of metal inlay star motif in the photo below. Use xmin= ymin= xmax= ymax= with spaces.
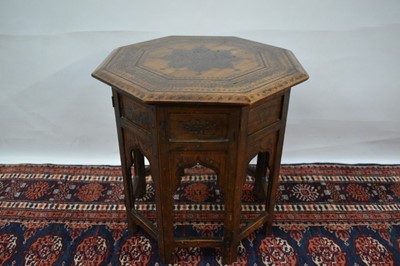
xmin=162 ymin=46 xmax=240 ymax=73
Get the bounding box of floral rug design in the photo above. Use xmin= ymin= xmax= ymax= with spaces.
xmin=0 ymin=163 xmax=399 ymax=265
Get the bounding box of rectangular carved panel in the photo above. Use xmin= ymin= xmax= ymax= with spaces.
xmin=246 ymin=131 xmax=278 ymax=162
xmin=119 ymin=95 xmax=154 ymax=132
xmin=247 ymin=95 xmax=282 ymax=135
xmin=168 ymin=113 xmax=229 ymax=142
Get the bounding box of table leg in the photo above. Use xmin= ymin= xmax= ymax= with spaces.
xmin=156 ymin=162 xmax=175 ymax=264
xmin=264 ymin=157 xmax=280 ymax=235
xmin=133 ymin=149 xmax=147 ymax=198
xmin=254 ymin=152 xmax=269 ymax=199
xmin=113 ymin=89 xmax=140 ymax=233
xmin=222 ymin=161 xmax=247 ymax=264
xmin=121 ymin=144 xmax=138 ymax=233
xmin=223 ymin=242 xmax=238 ymax=265
xmin=265 ymin=90 xmax=290 ymax=234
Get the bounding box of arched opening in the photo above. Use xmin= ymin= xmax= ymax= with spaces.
xmin=240 ymin=152 xmax=271 ymax=231
xmin=172 ymin=163 xmax=224 ymax=240
xmin=128 ymin=150 xmax=156 ymax=226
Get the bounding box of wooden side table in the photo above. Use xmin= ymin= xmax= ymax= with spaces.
xmin=92 ymin=36 xmax=308 ymax=264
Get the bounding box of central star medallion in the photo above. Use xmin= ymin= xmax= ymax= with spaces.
xmin=161 ymin=46 xmax=240 ymax=73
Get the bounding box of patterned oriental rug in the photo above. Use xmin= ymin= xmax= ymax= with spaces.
xmin=0 ymin=164 xmax=399 ymax=265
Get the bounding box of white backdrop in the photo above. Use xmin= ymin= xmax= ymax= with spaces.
xmin=1 ymin=0 xmax=399 ymax=165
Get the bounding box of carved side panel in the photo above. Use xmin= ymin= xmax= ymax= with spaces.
xmin=247 ymin=95 xmax=282 ymax=135
xmin=119 ymin=94 xmax=155 ymax=132
xmin=246 ymin=132 xmax=278 ymax=164
xmin=123 ymin=127 xmax=154 ymax=160
xmin=168 ymin=113 xmax=229 ymax=142
xmin=117 ymin=93 xmax=156 ymax=162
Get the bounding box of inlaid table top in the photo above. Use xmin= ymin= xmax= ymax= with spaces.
xmin=92 ymin=36 xmax=308 ymax=105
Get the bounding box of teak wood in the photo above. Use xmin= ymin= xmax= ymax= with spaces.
xmin=92 ymin=36 xmax=308 ymax=264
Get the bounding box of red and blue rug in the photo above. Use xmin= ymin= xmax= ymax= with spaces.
xmin=0 ymin=163 xmax=399 ymax=265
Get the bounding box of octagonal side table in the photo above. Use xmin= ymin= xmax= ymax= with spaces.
xmin=92 ymin=36 xmax=308 ymax=264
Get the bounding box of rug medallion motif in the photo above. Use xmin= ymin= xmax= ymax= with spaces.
xmin=0 ymin=164 xmax=399 ymax=265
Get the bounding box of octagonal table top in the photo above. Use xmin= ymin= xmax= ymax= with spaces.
xmin=92 ymin=36 xmax=308 ymax=105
